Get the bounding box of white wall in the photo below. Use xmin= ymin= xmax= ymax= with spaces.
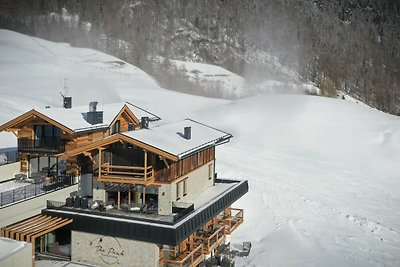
xmin=0 ymin=238 xmax=32 ymax=267
xmin=0 ymin=184 xmax=78 ymax=228
xmin=158 ymin=160 xmax=215 ymax=215
xmin=71 ymin=231 xmax=159 ymax=267
xmin=0 ymin=162 xmax=21 ymax=182
xmin=79 ymin=173 xmax=93 ymax=197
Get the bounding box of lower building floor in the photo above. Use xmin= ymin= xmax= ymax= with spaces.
xmin=1 ymin=207 xmax=244 ymax=267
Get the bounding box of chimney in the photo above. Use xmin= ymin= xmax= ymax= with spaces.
xmin=63 ymin=97 xmax=72 ymax=109
xmin=60 ymin=92 xmax=72 ymax=109
xmin=87 ymin=101 xmax=103 ymax=125
xmin=89 ymin=101 xmax=98 ymax=112
xmin=141 ymin=117 xmax=149 ymax=129
xmin=184 ymin=127 xmax=191 ymax=140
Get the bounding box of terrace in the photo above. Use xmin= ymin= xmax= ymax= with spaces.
xmin=193 ymin=225 xmax=226 ymax=254
xmin=42 ymin=179 xmax=248 ymax=246
xmin=162 ymin=243 xmax=204 ymax=267
xmin=217 ymin=207 xmax=244 ymax=235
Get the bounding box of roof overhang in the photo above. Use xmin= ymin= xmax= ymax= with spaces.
xmin=65 ymin=133 xmax=179 ymax=161
xmin=0 ymin=109 xmax=74 ymax=135
xmin=1 ymin=214 xmax=73 ymax=242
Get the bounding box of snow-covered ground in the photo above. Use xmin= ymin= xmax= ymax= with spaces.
xmin=0 ymin=30 xmax=400 ymax=266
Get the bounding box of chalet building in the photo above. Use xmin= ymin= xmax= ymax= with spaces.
xmin=0 ymin=100 xmax=248 ymax=267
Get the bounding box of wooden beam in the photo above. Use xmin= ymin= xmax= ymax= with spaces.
xmin=66 ymin=134 xmax=178 ymax=161
xmin=16 ymin=216 xmax=55 ymax=241
xmin=98 ymin=148 xmax=102 ymax=180
xmin=0 ymin=109 xmax=74 ymax=135
xmin=83 ymin=151 xmax=95 ymax=164
xmin=109 ymin=105 xmax=140 ymax=130
xmin=22 ymin=217 xmax=63 ymax=242
xmin=29 ymin=218 xmax=73 ymax=267
xmin=160 ymin=156 xmax=170 ymax=169
xmin=118 ymin=190 xmax=121 ymax=210
xmin=1 ymin=215 xmax=42 ymax=238
xmin=144 ymin=149 xmax=147 ymax=178
xmin=8 ymin=216 xmax=50 ymax=240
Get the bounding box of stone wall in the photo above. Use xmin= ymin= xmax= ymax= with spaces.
xmin=158 ymin=159 xmax=215 ymax=215
xmin=71 ymin=231 xmax=159 ymax=267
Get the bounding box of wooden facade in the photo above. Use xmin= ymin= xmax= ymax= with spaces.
xmin=155 ymin=147 xmax=215 ymax=182
xmin=0 ymin=105 xmax=142 ymax=175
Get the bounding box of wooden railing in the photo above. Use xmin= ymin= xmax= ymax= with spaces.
xmin=193 ymin=226 xmax=225 ymax=254
xmin=155 ymin=147 xmax=215 ymax=182
xmin=217 ymin=208 xmax=244 ymax=235
xmin=162 ymin=244 xmax=204 ymax=267
xmin=18 ymin=138 xmax=65 ymax=154
xmin=98 ymin=163 xmax=154 ymax=185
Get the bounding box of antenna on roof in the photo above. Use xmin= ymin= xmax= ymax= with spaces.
xmin=63 ymin=78 xmax=69 ymax=96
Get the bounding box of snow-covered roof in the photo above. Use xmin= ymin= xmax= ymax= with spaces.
xmin=35 ymin=102 xmax=159 ymax=133
xmin=0 ymin=237 xmax=30 ymax=261
xmin=123 ymin=119 xmax=232 ymax=159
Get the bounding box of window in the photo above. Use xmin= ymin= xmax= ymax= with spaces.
xmin=111 ymin=120 xmax=120 ymax=134
xmin=208 ymin=164 xmax=213 ymax=180
xmin=176 ymin=182 xmax=180 ymax=201
xmin=183 ymin=178 xmax=188 ymax=196
xmin=34 ymin=125 xmax=61 ymax=147
xmin=128 ymin=123 xmax=135 ymax=131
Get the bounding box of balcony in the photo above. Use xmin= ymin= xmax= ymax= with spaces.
xmin=162 ymin=244 xmax=204 ymax=267
xmin=18 ymin=138 xmax=65 ymax=154
xmin=98 ymin=162 xmax=154 ymax=185
xmin=193 ymin=225 xmax=225 ymax=254
xmin=217 ymin=208 xmax=244 ymax=235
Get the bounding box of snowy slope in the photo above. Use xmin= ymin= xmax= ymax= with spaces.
xmin=169 ymin=59 xmax=246 ymax=98
xmin=169 ymin=58 xmax=320 ymax=98
xmin=1 ymin=30 xmax=400 ymax=267
xmin=195 ymin=96 xmax=400 ymax=267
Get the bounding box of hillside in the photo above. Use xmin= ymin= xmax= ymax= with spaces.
xmin=1 ymin=0 xmax=399 ymax=114
xmin=1 ymin=31 xmax=400 ymax=266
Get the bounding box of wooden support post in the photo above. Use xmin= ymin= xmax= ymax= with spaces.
xmin=144 ymin=149 xmax=147 ymax=179
xmin=98 ymin=148 xmax=103 ymax=179
xmin=224 ymin=207 xmax=231 ymax=218
xmin=118 ymin=190 xmax=121 ymax=210
xmin=134 ymin=191 xmax=139 ymax=205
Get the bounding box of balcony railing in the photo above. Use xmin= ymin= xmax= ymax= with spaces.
xmin=217 ymin=208 xmax=244 ymax=235
xmin=162 ymin=244 xmax=204 ymax=267
xmin=193 ymin=226 xmax=225 ymax=254
xmin=99 ymin=163 xmax=154 ymax=185
xmin=18 ymin=138 xmax=65 ymax=154
xmin=1 ymin=174 xmax=76 ymax=208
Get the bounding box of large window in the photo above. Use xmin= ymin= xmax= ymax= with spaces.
xmin=34 ymin=125 xmax=61 ymax=147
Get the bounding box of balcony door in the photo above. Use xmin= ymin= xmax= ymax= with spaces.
xmin=34 ymin=125 xmax=61 ymax=148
